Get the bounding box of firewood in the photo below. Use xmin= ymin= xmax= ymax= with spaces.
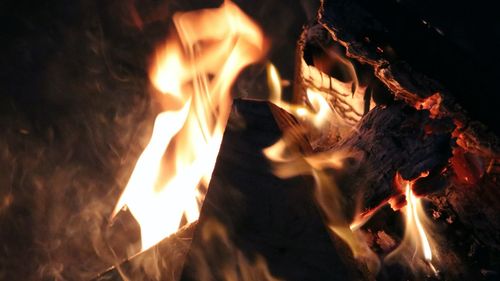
xmin=180 ymin=99 xmax=370 ymax=281
xmin=318 ymin=0 xmax=500 ymax=246
xmin=283 ymin=0 xmax=500 ymax=279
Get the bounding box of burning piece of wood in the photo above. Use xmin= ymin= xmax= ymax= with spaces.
xmin=264 ymin=0 xmax=500 ymax=279
xmin=268 ymin=97 xmax=454 ymax=278
xmin=269 ymin=100 xmax=454 ymax=216
xmin=327 ymin=102 xmax=453 ymax=210
xmin=180 ymin=99 xmax=369 ymax=281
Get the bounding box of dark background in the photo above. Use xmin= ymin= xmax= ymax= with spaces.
xmin=0 ymin=0 xmax=499 ymax=280
xmin=347 ymin=0 xmax=500 ymax=136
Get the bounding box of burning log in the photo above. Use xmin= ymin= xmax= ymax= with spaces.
xmin=319 ymin=0 xmax=500 ymax=248
xmin=266 ymin=0 xmax=500 ymax=279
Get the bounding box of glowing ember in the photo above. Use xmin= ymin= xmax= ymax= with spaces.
xmin=112 ymin=0 xmax=266 ymax=251
xmin=415 ymin=93 xmax=442 ymax=118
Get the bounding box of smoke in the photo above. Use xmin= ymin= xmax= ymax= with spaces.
xmin=0 ymin=0 xmax=320 ymax=280
xmin=0 ymin=0 xmax=158 ymax=279
xmin=185 ymin=219 xmax=282 ymax=281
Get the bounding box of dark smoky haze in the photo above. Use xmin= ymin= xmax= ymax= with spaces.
xmin=0 ymin=0 xmax=319 ymax=280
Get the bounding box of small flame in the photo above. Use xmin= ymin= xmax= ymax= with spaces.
xmin=387 ymin=177 xmax=438 ymax=275
xmin=405 ymin=182 xmax=433 ymax=262
xmin=267 ymin=63 xmax=335 ymax=131
xmin=113 ymin=0 xmax=266 ymax=251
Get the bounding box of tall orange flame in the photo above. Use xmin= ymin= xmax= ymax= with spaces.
xmin=112 ymin=1 xmax=266 ymax=251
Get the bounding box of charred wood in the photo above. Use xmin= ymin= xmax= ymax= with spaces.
xmin=270 ymin=100 xmax=454 ymax=227
xmin=287 ymin=1 xmax=500 ymax=279
xmin=319 ymin=0 xmax=500 ymax=137
xmin=180 ymin=99 xmax=369 ymax=281
xmin=316 ymin=0 xmax=500 ymax=249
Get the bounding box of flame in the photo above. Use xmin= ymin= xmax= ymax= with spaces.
xmin=349 ymin=199 xmax=389 ymax=232
xmin=266 ymin=63 xmax=380 ymax=271
xmin=300 ymin=56 xmax=366 ymax=123
xmin=264 ymin=139 xmax=380 ymax=272
xmin=387 ymin=179 xmax=438 ymax=274
xmin=267 ymin=63 xmax=335 ymax=132
xmin=267 ymin=47 xmax=374 ymax=149
xmin=298 ymin=50 xmax=375 ymax=141
xmin=112 ymin=0 xmax=266 ymax=251
xmin=405 ymin=182 xmax=433 ymax=261
xmin=266 ymin=60 xmax=441 ymax=275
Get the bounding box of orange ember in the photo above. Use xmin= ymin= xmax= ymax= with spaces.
xmin=416 ymin=93 xmax=442 ymax=118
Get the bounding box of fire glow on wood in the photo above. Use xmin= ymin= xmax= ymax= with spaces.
xmin=265 ymin=59 xmax=440 ymax=275
xmin=95 ymin=0 xmax=495 ymax=280
xmin=4 ymin=0 xmax=500 ymax=280
xmin=387 ymin=173 xmax=438 ymax=275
